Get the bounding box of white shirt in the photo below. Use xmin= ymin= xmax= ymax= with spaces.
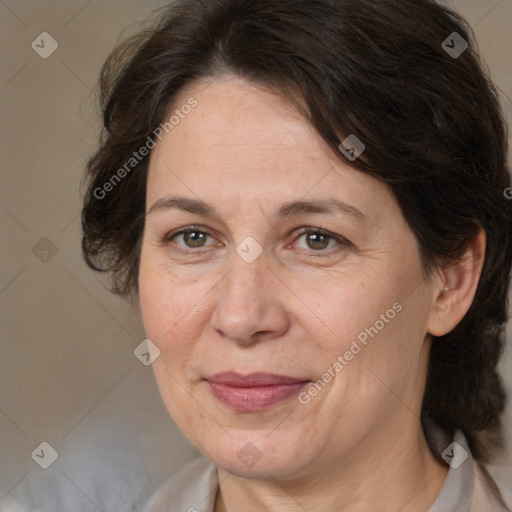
xmin=143 ymin=428 xmax=510 ymax=512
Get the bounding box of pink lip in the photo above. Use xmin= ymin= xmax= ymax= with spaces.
xmin=205 ymin=372 xmax=310 ymax=411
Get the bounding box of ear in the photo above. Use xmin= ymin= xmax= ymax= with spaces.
xmin=426 ymin=227 xmax=486 ymax=337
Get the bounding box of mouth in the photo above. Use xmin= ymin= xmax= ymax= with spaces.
xmin=205 ymin=372 xmax=311 ymax=411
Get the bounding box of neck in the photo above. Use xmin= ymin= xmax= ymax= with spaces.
xmin=214 ymin=420 xmax=449 ymax=512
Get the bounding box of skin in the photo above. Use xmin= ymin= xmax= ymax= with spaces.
xmin=138 ymin=76 xmax=486 ymax=512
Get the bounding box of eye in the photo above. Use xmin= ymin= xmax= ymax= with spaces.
xmin=160 ymin=226 xmax=350 ymax=255
xmin=162 ymin=226 xmax=217 ymax=251
xmin=293 ymin=228 xmax=348 ymax=253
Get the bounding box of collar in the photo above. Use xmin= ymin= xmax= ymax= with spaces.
xmin=426 ymin=426 xmax=475 ymax=512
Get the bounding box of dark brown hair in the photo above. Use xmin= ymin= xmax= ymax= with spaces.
xmin=81 ymin=0 xmax=512 ymax=500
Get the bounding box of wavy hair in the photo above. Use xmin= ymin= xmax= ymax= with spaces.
xmin=82 ymin=0 xmax=512 ymax=504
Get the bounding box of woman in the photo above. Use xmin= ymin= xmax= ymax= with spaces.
xmin=81 ymin=0 xmax=512 ymax=510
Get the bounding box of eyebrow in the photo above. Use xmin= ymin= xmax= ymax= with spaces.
xmin=147 ymin=196 xmax=367 ymax=223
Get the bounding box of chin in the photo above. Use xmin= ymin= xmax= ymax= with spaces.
xmin=198 ymin=430 xmax=313 ymax=480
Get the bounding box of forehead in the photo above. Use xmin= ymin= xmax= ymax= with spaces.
xmin=155 ymin=77 xmax=325 ymax=166
xmin=146 ymin=77 xmax=394 ymax=225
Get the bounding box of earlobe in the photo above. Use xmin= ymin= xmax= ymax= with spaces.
xmin=426 ymin=227 xmax=486 ymax=337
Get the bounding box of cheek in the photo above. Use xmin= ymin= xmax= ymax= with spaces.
xmin=138 ymin=254 xmax=218 ymax=375
xmin=138 ymin=262 xmax=205 ymax=418
xmin=306 ymin=266 xmax=427 ymax=400
xmin=301 ymin=269 xmax=406 ymax=356
xmin=139 ymin=244 xmax=193 ymax=331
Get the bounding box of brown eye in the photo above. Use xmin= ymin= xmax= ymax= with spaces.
xmin=293 ymin=228 xmax=350 ymax=254
xmin=163 ymin=227 xmax=216 ymax=251
xmin=181 ymin=230 xmax=208 ymax=248
xmin=304 ymin=232 xmax=331 ymax=250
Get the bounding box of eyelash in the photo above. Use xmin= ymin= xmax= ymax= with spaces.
xmin=160 ymin=225 xmax=350 ymax=256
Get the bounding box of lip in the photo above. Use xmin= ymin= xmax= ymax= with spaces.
xmin=205 ymin=372 xmax=311 ymax=411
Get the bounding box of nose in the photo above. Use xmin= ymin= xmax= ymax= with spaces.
xmin=209 ymin=249 xmax=290 ymax=346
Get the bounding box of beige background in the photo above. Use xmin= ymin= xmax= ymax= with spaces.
xmin=1 ymin=0 xmax=511 ymax=510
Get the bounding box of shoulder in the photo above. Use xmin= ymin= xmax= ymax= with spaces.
xmin=471 ymin=463 xmax=511 ymax=512
xmin=142 ymin=456 xmax=219 ymax=512
xmin=425 ymin=422 xmax=510 ymax=512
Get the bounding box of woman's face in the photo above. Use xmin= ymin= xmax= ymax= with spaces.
xmin=139 ymin=76 xmax=440 ymax=480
